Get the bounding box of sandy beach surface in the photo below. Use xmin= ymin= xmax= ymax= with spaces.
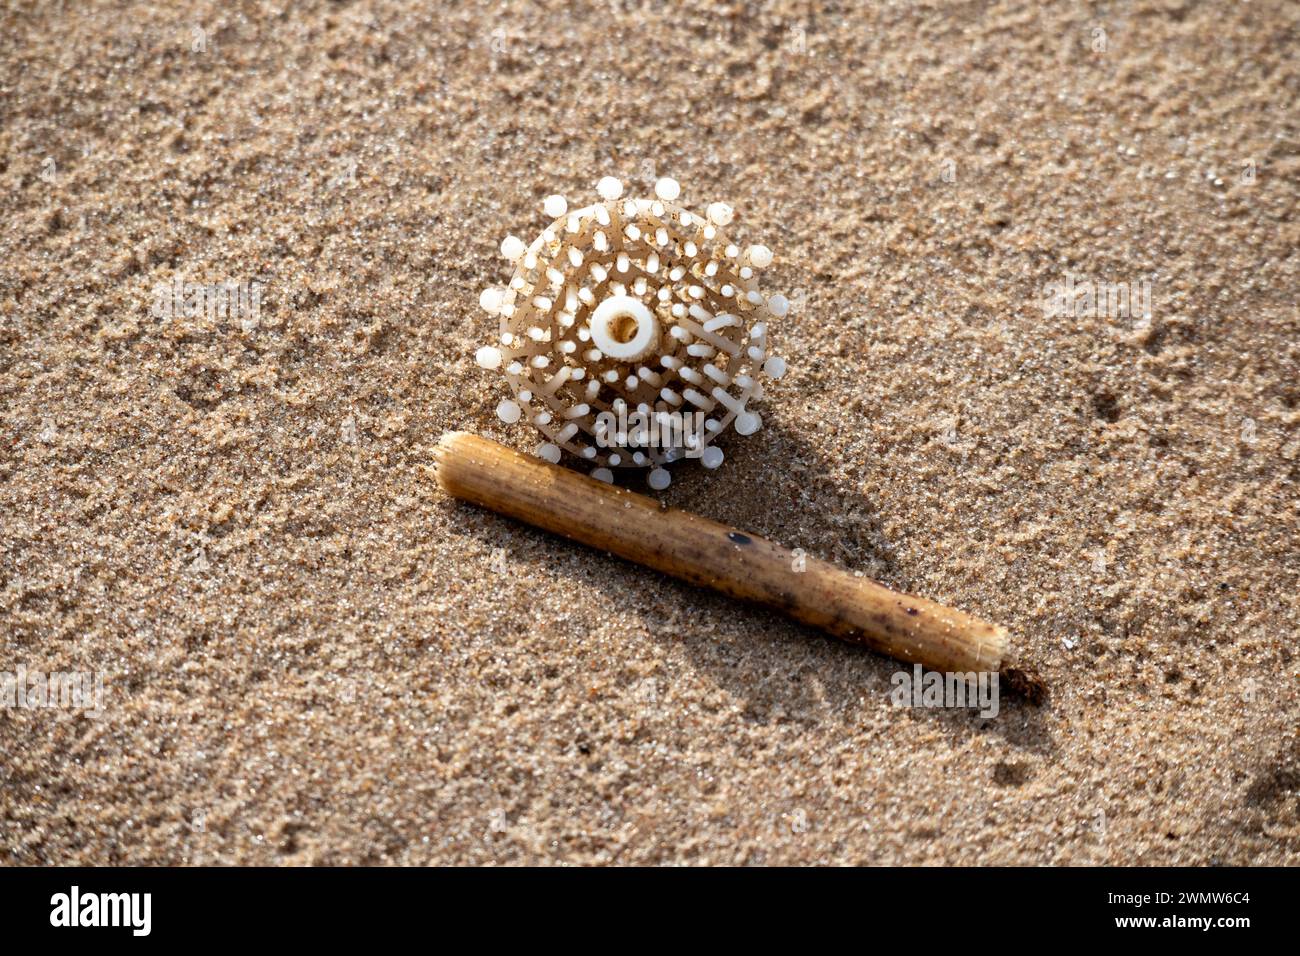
xmin=2 ymin=0 xmax=1296 ymax=864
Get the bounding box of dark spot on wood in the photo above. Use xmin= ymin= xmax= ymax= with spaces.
xmin=727 ymin=532 xmax=751 ymax=545
xmin=774 ymin=591 xmax=798 ymax=611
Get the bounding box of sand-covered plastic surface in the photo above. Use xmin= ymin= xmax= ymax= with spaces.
xmin=2 ymin=1 xmax=1296 ymax=864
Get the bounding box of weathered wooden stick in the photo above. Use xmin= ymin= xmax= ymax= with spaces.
xmin=433 ymin=431 xmax=1041 ymax=695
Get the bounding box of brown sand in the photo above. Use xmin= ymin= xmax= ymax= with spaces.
xmin=1 ymin=0 xmax=1297 ymax=865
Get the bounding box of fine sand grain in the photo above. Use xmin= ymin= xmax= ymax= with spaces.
xmin=1 ymin=0 xmax=1297 ymax=864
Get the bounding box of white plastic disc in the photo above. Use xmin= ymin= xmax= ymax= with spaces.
xmin=588 ymin=295 xmax=660 ymax=363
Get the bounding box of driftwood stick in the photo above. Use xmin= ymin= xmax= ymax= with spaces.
xmin=432 ymin=431 xmax=1041 ymax=695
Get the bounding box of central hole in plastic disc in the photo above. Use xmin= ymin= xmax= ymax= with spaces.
xmin=609 ymin=312 xmax=640 ymax=344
